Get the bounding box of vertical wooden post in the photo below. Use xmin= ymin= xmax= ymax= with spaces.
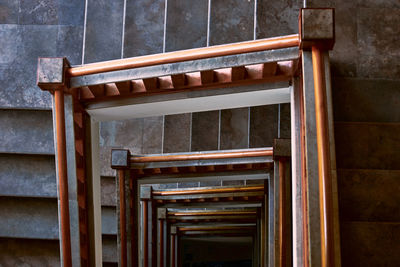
xmin=312 ymin=46 xmax=334 ymax=267
xmin=279 ymin=159 xmax=286 ymax=267
xmin=54 ymin=89 xmax=72 ymax=267
xmin=141 ymin=186 xmax=152 ymax=267
xmin=171 ymin=227 xmax=177 ymax=267
xmin=119 ymin=170 xmax=127 ymax=267
xmin=158 ymin=208 xmax=166 ymax=267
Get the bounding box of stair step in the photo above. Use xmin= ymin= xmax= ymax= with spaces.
xmin=335 ymin=122 xmax=400 ymax=170
xmin=0 ymin=238 xmax=60 ymax=266
xmin=338 ymin=169 xmax=400 ymax=222
xmin=0 ymin=110 xmax=54 ymax=155
xmin=341 ymin=221 xmax=400 ymax=267
xmin=333 ymin=78 xmax=400 ymax=123
xmin=102 ymin=235 xmax=117 ymax=263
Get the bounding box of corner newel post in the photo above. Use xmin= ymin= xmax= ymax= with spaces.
xmin=273 ymin=139 xmax=292 ymax=267
xmin=111 ymin=149 xmax=131 ymax=267
xmin=38 ymin=57 xmax=78 ymax=267
xmin=141 ymin=186 xmax=152 ymax=267
xmin=170 ymin=226 xmax=177 ymax=267
xmin=300 ymin=8 xmax=340 ymax=267
xmin=158 ymin=208 xmax=167 ymax=267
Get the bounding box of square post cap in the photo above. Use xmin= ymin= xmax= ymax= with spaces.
xmin=111 ymin=149 xmax=130 ymax=169
xmin=37 ymin=57 xmax=70 ymax=91
xmin=140 ymin=185 xmax=152 ymax=200
xmin=299 ymin=8 xmax=335 ymax=50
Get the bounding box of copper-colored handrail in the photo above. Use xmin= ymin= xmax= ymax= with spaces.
xmin=311 ymin=46 xmax=334 ymax=267
xmin=179 ymin=226 xmax=255 ymax=232
xmin=54 ymin=89 xmax=72 ymax=267
xmin=68 ymin=35 xmax=299 ymax=77
xmin=153 ymin=186 xmax=264 ymax=196
xmin=118 ymin=170 xmax=127 ymax=267
xmin=169 ymin=211 xmax=257 ymax=216
xmin=131 ymin=149 xmax=273 ymax=163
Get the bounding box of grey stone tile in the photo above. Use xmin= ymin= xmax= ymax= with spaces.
xmin=150 ymin=183 xmax=178 ymax=190
xmin=124 ymin=0 xmax=164 ymax=57
xmin=335 ymin=122 xmax=400 ymax=170
xmin=340 ymin=222 xmax=400 ymax=267
xmin=99 ymin=118 xmax=143 ymax=176
xmin=256 ymin=0 xmax=300 ymax=38
xmin=0 ymin=239 xmax=60 ymax=266
xmin=0 ymin=197 xmax=58 ymax=239
xmin=19 ymin=0 xmax=58 ymax=25
xmin=101 ymin=176 xmax=116 ymax=207
xmin=163 ymin=113 xmax=191 ymax=153
xmin=102 ymin=235 xmax=117 ymax=263
xmin=178 ymin=182 xmax=199 ymax=188
xmin=0 ymin=154 xmax=56 ymax=198
xmin=0 ymin=0 xmax=19 ymax=24
xmin=222 ymin=180 xmax=244 ymax=186
xmin=249 ymin=105 xmax=278 ymax=148
xmin=0 ymin=25 xmax=57 ymax=108
xmin=279 ymin=103 xmax=291 ymax=139
xmin=245 ymin=179 xmax=264 ymax=185
xmin=101 ymin=206 xmax=117 ymax=235
xmin=358 ymin=0 xmax=400 ymax=8
xmin=220 ymin=107 xmax=249 ymax=149
xmin=142 ymin=116 xmax=163 ymax=154
xmin=0 ymin=24 xmax=21 ymax=65
xmin=200 ymin=180 xmax=222 ymax=187
xmin=210 ymin=0 xmax=254 ymax=45
xmin=332 ymin=78 xmax=400 ymax=123
xmin=165 ymin=0 xmax=208 ymax=51
xmin=57 ymin=0 xmax=85 ymax=26
xmin=84 ymin=0 xmax=124 ymax=63
xmin=0 ymin=110 xmax=54 ymax=154
xmin=338 ymin=169 xmax=400 ymax=222
xmin=357 ymin=8 xmax=400 ymax=79
xmin=56 ymin=25 xmax=83 ymax=65
xmin=329 ymin=7 xmax=358 ymax=77
xmin=191 ymin=111 xmax=219 ymax=151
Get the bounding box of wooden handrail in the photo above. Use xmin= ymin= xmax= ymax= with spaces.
xmin=311 ymin=46 xmax=334 ymax=267
xmin=131 ymin=148 xmax=273 ymax=163
xmin=179 ymin=226 xmax=255 ymax=232
xmin=169 ymin=211 xmax=257 ymax=216
xmin=153 ymin=186 xmax=264 ymax=196
xmin=68 ymin=35 xmax=299 ymax=77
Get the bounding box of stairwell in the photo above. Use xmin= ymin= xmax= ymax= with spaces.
xmin=332 ymin=78 xmax=400 ymax=266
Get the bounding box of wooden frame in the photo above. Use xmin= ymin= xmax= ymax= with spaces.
xmin=37 ymin=7 xmax=340 ymax=267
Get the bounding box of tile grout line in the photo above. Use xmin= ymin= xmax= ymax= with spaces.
xmin=189 ymin=113 xmax=193 ymax=152
xmin=218 ymin=110 xmax=221 ymax=150
xmin=163 ymin=0 xmax=168 ymax=53
xmin=161 ymin=116 xmax=165 ymax=154
xmin=121 ymin=0 xmax=127 ymax=59
xmin=253 ymin=0 xmax=257 ymax=40
xmin=81 ymin=0 xmax=89 ymax=64
xmin=247 ymin=107 xmax=251 ymax=148
xmin=207 ymin=0 xmax=211 ymax=47
xmin=162 ymin=0 xmax=168 ymax=154
xmin=278 ymin=104 xmax=281 ymax=138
